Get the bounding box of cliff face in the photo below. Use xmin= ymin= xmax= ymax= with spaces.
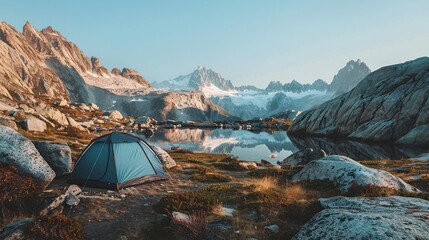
xmin=288 ymin=57 xmax=429 ymax=146
xmin=0 ymin=22 xmax=69 ymax=101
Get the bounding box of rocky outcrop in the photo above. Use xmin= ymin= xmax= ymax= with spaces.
xmin=91 ymin=57 xmax=109 ymax=76
xmin=121 ymin=68 xmax=151 ymax=88
xmin=288 ymin=57 xmax=429 ymax=145
xmin=0 ymin=126 xmax=55 ymax=187
xmin=32 ymin=141 xmax=72 ymax=176
xmin=328 ymin=59 xmax=371 ymax=96
xmin=291 ymin=155 xmax=419 ymax=193
xmin=278 ymin=148 xmax=326 ymax=167
xmin=293 ymin=196 xmax=429 ymax=240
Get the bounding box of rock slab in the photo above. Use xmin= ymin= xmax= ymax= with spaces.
xmin=293 ymin=196 xmax=429 ymax=240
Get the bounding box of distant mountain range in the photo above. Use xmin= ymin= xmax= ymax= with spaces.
xmin=0 ymin=21 xmax=371 ymax=121
xmin=154 ymin=61 xmax=371 ymax=119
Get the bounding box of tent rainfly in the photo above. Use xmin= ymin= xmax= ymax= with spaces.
xmin=67 ymin=132 xmax=168 ymax=190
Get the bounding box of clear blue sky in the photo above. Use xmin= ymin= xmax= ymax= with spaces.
xmin=1 ymin=1 xmax=429 ymax=87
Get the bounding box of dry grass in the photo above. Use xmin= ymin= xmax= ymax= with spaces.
xmin=283 ymin=183 xmax=313 ymax=203
xmin=246 ymin=177 xmax=278 ymax=193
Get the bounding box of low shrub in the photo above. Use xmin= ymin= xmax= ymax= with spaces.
xmin=154 ymin=191 xmax=220 ymax=214
xmin=24 ymin=214 xmax=86 ymax=240
xmin=347 ymin=181 xmax=398 ymax=197
xmin=0 ymin=164 xmax=40 ymax=202
xmin=190 ymin=173 xmax=232 ymax=183
xmin=217 ymin=161 xmax=248 ymax=171
xmin=171 ymin=211 xmax=210 ymax=240
xmin=65 ymin=126 xmax=94 ymax=139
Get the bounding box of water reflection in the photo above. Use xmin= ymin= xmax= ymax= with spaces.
xmin=136 ymin=129 xmax=298 ymax=164
xmin=288 ymin=136 xmax=429 ymax=160
xmin=134 ymin=128 xmax=429 ymax=163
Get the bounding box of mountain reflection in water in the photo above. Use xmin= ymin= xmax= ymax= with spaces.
xmin=136 ymin=129 xmax=297 ymax=164
xmin=135 ymin=129 xmax=429 ymax=164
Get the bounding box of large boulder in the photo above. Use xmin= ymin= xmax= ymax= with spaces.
xmin=278 ymin=148 xmax=326 ymax=167
xmin=103 ymin=110 xmax=123 ymax=119
xmin=293 ymin=196 xmax=429 ymax=240
xmin=151 ymin=145 xmax=176 ymax=169
xmin=288 ymin=57 xmax=429 ymax=145
xmin=0 ymin=126 xmax=55 ymax=187
xmin=291 ymin=155 xmax=419 ymax=193
xmin=32 ymin=141 xmax=72 ymax=176
xmin=20 ymin=118 xmax=47 ymax=132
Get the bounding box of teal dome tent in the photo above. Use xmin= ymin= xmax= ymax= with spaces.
xmin=68 ymin=132 xmax=168 ymax=190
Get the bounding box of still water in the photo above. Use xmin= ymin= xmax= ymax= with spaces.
xmin=135 ymin=128 xmax=429 ymax=164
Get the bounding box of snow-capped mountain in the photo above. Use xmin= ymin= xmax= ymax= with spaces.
xmin=154 ymin=60 xmax=370 ymax=120
xmin=154 ymin=65 xmax=235 ymax=91
xmin=265 ymin=79 xmax=329 ymax=93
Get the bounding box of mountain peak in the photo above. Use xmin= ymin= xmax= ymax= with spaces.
xmin=329 ymin=59 xmax=371 ymax=95
xmin=197 ymin=65 xmax=206 ymax=70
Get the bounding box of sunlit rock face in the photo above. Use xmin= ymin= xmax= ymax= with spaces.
xmin=289 ymin=57 xmax=429 ymax=145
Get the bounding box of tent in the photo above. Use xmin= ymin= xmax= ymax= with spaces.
xmin=68 ymin=132 xmax=168 ymax=190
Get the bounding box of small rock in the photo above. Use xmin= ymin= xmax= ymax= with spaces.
xmin=0 ymin=118 xmax=17 ymax=130
xmin=264 ymin=224 xmax=279 ymax=233
xmin=172 ymin=211 xmax=190 ymax=223
xmin=88 ymin=103 xmax=99 ymax=110
xmin=65 ymin=194 xmax=80 ymax=207
xmin=20 ymin=118 xmax=47 ymax=132
xmin=57 ymin=100 xmax=69 ymax=107
xmin=239 ymin=162 xmax=257 ymax=169
xmin=120 ymin=194 xmax=126 ymax=198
